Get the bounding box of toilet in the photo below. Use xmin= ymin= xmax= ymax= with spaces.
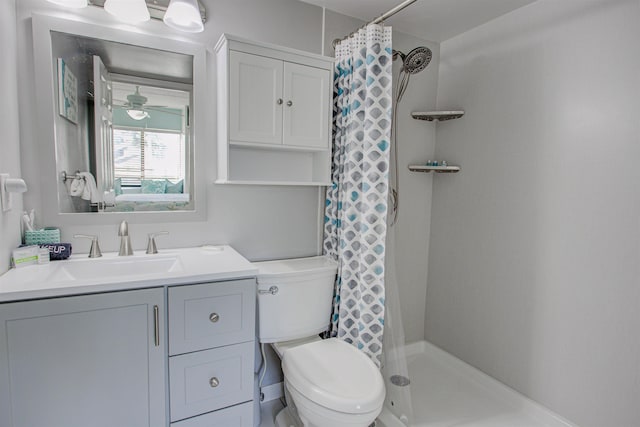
xmin=253 ymin=256 xmax=385 ymax=427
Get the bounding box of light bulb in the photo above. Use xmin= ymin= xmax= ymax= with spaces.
xmin=104 ymin=0 xmax=150 ymax=24
xmin=163 ymin=0 xmax=204 ymax=33
xmin=46 ymin=0 xmax=88 ymax=8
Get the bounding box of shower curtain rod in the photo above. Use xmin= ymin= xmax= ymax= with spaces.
xmin=332 ymin=0 xmax=417 ymax=48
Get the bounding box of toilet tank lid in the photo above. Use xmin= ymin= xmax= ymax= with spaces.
xmin=252 ymin=256 xmax=337 ymax=279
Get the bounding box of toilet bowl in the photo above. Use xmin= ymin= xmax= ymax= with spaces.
xmin=279 ymin=338 xmax=385 ymax=427
xmin=253 ymin=256 xmax=386 ymax=427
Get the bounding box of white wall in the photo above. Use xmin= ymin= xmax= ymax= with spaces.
xmin=427 ymin=0 xmax=640 ymax=425
xmin=0 ymin=0 xmax=24 ymax=273
xmin=15 ymin=0 xmax=327 ymax=264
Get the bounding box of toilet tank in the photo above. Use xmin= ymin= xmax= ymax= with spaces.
xmin=253 ymin=256 xmax=338 ymax=343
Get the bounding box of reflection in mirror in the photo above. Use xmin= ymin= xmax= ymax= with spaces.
xmin=49 ymin=31 xmax=194 ymax=213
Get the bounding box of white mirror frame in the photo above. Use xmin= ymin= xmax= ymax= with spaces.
xmin=31 ymin=13 xmax=207 ymax=225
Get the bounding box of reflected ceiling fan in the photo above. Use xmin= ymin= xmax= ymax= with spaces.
xmin=114 ymin=86 xmax=176 ymax=121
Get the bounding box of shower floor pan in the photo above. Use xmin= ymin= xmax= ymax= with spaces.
xmin=377 ymin=341 xmax=577 ymax=427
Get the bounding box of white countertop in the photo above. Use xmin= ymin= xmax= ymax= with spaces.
xmin=0 ymin=245 xmax=258 ymax=303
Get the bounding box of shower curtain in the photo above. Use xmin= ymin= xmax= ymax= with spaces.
xmin=323 ymin=24 xmax=393 ymax=365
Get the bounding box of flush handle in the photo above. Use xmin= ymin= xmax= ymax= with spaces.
xmin=258 ymin=286 xmax=279 ymax=295
xmin=209 ymin=312 xmax=220 ymax=323
xmin=209 ymin=377 xmax=220 ymax=388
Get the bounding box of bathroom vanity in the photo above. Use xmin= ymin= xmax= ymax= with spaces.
xmin=0 ymin=246 xmax=258 ymax=427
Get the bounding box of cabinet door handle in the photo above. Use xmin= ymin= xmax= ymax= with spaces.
xmin=209 ymin=312 xmax=220 ymax=323
xmin=209 ymin=377 xmax=220 ymax=388
xmin=286 ymin=100 xmax=293 ymax=107
xmin=276 ymin=98 xmax=283 ymax=105
xmin=153 ymin=305 xmax=160 ymax=347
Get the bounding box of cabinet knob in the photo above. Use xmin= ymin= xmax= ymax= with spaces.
xmin=286 ymin=100 xmax=293 ymax=107
xmin=276 ymin=98 xmax=283 ymax=105
xmin=209 ymin=312 xmax=220 ymax=323
xmin=209 ymin=377 xmax=220 ymax=388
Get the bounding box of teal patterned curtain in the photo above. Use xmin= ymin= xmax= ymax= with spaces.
xmin=323 ymin=24 xmax=393 ymax=365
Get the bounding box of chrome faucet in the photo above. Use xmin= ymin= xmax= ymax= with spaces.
xmin=118 ymin=220 xmax=133 ymax=256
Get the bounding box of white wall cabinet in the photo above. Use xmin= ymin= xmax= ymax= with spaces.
xmin=216 ymin=34 xmax=334 ymax=185
xmin=0 ymin=288 xmax=166 ymax=427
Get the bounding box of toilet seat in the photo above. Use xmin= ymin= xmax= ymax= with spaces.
xmin=281 ymin=338 xmax=385 ymax=415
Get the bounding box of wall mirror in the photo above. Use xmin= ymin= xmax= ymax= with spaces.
xmin=32 ymin=14 xmax=206 ymax=223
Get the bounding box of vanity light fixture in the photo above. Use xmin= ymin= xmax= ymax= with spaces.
xmin=46 ymin=0 xmax=88 ymax=8
xmin=163 ymin=0 xmax=204 ymax=33
xmin=47 ymin=0 xmax=207 ymax=33
xmin=104 ymin=0 xmax=150 ymax=24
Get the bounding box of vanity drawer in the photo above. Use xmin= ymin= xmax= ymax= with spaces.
xmin=170 ymin=401 xmax=253 ymax=427
xmin=168 ymin=279 xmax=255 ymax=355
xmin=169 ymin=341 xmax=254 ymax=422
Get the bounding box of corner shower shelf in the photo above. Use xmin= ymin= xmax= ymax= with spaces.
xmin=411 ymin=110 xmax=465 ymax=122
xmin=408 ymin=165 xmax=461 ymax=174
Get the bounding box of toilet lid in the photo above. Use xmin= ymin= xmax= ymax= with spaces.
xmin=282 ymin=338 xmax=385 ymax=414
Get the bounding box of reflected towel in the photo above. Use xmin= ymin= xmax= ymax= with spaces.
xmin=69 ymin=177 xmax=85 ymax=197
xmin=77 ymin=172 xmax=103 ymax=204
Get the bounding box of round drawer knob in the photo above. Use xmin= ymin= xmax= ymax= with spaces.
xmin=276 ymin=98 xmax=283 ymax=105
xmin=286 ymin=100 xmax=293 ymax=107
xmin=209 ymin=313 xmax=220 ymax=323
xmin=209 ymin=377 xmax=220 ymax=388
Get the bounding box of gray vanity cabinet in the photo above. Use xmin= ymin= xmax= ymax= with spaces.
xmin=0 ymin=288 xmax=166 ymax=427
xmin=168 ymin=279 xmax=256 ymax=424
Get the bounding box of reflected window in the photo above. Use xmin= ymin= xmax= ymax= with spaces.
xmin=106 ymin=81 xmax=192 ymax=210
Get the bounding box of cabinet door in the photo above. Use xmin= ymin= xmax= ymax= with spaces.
xmin=282 ymin=62 xmax=331 ymax=149
xmin=229 ymin=51 xmax=283 ymax=145
xmin=0 ymin=289 xmax=166 ymax=427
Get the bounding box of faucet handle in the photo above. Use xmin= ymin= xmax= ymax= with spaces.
xmin=146 ymin=231 xmax=169 ymax=254
xmin=118 ymin=220 xmax=129 ymax=237
xmin=74 ymin=234 xmax=102 ymax=258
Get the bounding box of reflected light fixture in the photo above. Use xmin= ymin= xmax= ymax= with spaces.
xmin=46 ymin=0 xmax=88 ymax=8
xmin=163 ymin=0 xmax=205 ymax=33
xmin=126 ymin=109 xmax=150 ymax=120
xmin=104 ymin=0 xmax=151 ymax=24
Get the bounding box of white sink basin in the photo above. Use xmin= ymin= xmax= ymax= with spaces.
xmin=0 ymin=245 xmax=259 ymax=303
xmin=53 ymin=256 xmax=184 ymax=281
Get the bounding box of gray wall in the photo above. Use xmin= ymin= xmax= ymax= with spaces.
xmin=0 ymin=0 xmax=24 ymax=273
xmin=11 ymin=1 xmax=437 ymax=346
xmin=426 ymin=0 xmax=640 ymax=426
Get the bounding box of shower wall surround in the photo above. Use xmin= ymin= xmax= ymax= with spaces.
xmin=428 ymin=0 xmax=640 ymax=425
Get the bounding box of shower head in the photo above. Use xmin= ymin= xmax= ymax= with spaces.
xmin=393 ymin=47 xmax=432 ymax=74
xmin=403 ymin=46 xmax=432 ymax=74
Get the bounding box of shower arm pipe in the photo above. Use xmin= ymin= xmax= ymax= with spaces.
xmin=331 ymin=0 xmax=417 ymax=47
